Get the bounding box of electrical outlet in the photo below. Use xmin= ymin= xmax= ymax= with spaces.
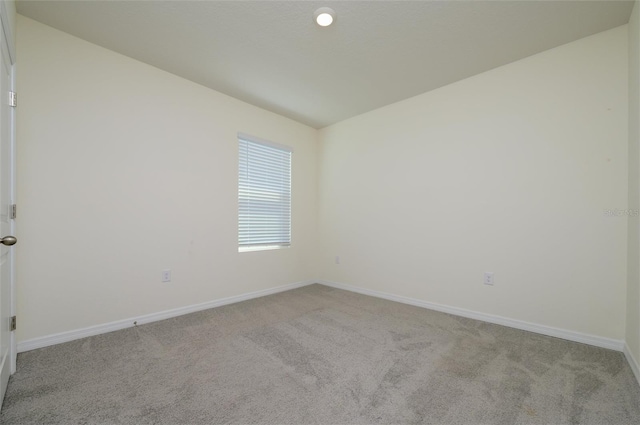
xmin=335 ymin=255 xmax=340 ymax=264
xmin=162 ymin=269 xmax=171 ymax=282
xmin=484 ymin=272 xmax=494 ymax=286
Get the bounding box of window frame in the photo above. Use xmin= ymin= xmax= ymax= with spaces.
xmin=238 ymin=133 xmax=293 ymax=253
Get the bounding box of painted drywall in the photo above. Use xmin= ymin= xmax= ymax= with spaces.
xmin=627 ymin=0 xmax=640 ymax=369
xmin=15 ymin=12 xmax=634 ymax=352
xmin=1 ymin=0 xmax=15 ymax=61
xmin=15 ymin=15 xmax=318 ymax=343
xmin=318 ymin=26 xmax=628 ymax=341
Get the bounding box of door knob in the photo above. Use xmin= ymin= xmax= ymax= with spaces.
xmin=0 ymin=236 xmax=17 ymax=246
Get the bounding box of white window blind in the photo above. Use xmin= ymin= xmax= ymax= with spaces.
xmin=238 ymin=134 xmax=292 ymax=250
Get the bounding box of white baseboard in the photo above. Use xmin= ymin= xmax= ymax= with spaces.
xmin=17 ymin=280 xmax=315 ymax=353
xmin=318 ymin=280 xmax=625 ymax=352
xmin=18 ymin=278 xmax=630 ymax=360
xmin=624 ymin=343 xmax=640 ymax=386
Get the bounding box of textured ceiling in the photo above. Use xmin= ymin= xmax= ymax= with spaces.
xmin=17 ymin=1 xmax=635 ymax=129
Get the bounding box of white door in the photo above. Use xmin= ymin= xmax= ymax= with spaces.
xmin=0 ymin=12 xmax=14 ymax=406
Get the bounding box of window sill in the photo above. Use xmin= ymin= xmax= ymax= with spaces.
xmin=238 ymin=245 xmax=290 ymax=253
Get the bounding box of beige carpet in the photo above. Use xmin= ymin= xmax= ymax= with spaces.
xmin=1 ymin=284 xmax=639 ymax=424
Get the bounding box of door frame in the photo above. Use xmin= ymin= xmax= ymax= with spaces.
xmin=0 ymin=0 xmax=16 ymax=375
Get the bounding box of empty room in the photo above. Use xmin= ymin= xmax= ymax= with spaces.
xmin=0 ymin=0 xmax=639 ymax=423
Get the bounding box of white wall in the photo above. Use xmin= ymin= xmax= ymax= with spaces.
xmin=15 ymin=16 xmax=318 ymax=343
xmin=16 ymin=13 xmax=635 ymax=352
xmin=1 ymin=0 xmax=15 ymax=60
xmin=627 ymin=0 xmax=640 ymax=370
xmin=318 ymin=26 xmax=629 ymax=341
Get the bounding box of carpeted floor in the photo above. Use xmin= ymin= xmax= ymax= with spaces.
xmin=1 ymin=284 xmax=639 ymax=424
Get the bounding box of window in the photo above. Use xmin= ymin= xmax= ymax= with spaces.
xmin=238 ymin=134 xmax=292 ymax=251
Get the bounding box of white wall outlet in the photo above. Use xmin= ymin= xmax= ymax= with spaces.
xmin=484 ymin=272 xmax=494 ymax=286
xmin=162 ymin=269 xmax=171 ymax=282
xmin=335 ymin=255 xmax=340 ymax=264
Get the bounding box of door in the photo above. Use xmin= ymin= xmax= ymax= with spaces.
xmin=0 ymin=10 xmax=14 ymax=406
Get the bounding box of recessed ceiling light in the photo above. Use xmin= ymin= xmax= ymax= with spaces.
xmin=314 ymin=7 xmax=335 ymax=27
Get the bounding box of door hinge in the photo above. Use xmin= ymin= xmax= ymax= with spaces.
xmin=9 ymin=91 xmax=16 ymax=108
xmin=10 ymin=316 xmax=16 ymax=331
xmin=10 ymin=204 xmax=16 ymax=219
